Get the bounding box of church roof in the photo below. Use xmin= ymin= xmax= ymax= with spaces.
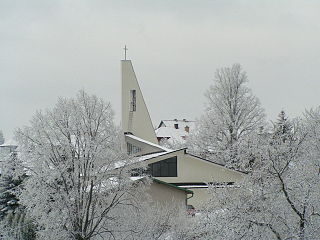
xmin=137 ymin=148 xmax=185 ymax=162
xmin=127 ymin=148 xmax=247 ymax=175
xmin=114 ymin=148 xmax=183 ymax=169
xmin=125 ymin=134 xmax=172 ymax=152
xmin=130 ymin=176 xmax=193 ymax=194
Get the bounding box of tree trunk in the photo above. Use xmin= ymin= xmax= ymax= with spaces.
xmin=299 ymin=219 xmax=305 ymax=240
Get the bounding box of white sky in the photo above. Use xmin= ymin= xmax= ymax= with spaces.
xmin=1 ymin=0 xmax=320 ymax=139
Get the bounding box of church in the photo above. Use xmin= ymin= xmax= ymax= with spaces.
xmin=121 ymin=56 xmax=245 ymax=209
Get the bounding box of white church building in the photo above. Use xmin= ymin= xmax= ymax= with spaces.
xmin=121 ymin=57 xmax=245 ymax=209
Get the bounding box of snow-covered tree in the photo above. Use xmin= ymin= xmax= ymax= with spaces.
xmin=189 ymin=64 xmax=265 ymax=169
xmin=15 ymin=90 xmax=143 ymax=240
xmin=0 ymin=148 xmax=28 ymax=219
xmin=159 ymin=137 xmax=187 ymax=150
xmin=273 ymin=110 xmax=293 ymax=142
xmin=0 ymin=210 xmax=36 ymax=240
xmin=113 ymin=199 xmax=189 ymax=240
xmin=0 ymin=149 xmax=36 ymax=239
xmin=0 ymin=155 xmax=24 ymax=220
xmin=195 ymin=111 xmax=320 ymax=240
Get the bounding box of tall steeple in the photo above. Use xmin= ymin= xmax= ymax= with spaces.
xmin=121 ymin=52 xmax=158 ymax=144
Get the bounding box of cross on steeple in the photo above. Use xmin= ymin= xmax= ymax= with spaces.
xmin=123 ymin=45 xmax=128 ymax=60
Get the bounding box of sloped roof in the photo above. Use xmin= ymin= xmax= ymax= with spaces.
xmin=130 ymin=176 xmax=193 ymax=194
xmin=155 ymin=127 xmax=188 ymax=139
xmin=156 ymin=119 xmax=195 ymax=144
xmin=127 ymin=148 xmax=246 ymax=175
xmin=137 ymin=148 xmax=186 ymax=162
xmin=114 ymin=148 xmax=184 ymax=169
xmin=125 ymin=134 xmax=172 ymax=152
xmin=158 ymin=119 xmax=195 ymax=129
xmin=152 ymin=178 xmax=193 ymax=194
xmin=137 ymin=150 xmax=247 ymax=175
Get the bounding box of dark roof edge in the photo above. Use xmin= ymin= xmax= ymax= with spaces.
xmin=152 ymin=178 xmax=193 ymax=194
xmin=140 ymin=148 xmax=187 ymax=162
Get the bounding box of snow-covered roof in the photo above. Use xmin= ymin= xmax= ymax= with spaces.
xmin=125 ymin=134 xmax=172 ymax=152
xmin=155 ymin=119 xmax=195 ymax=143
xmin=134 ymin=148 xmax=187 ymax=165
xmin=155 ymin=126 xmax=188 ymax=138
xmin=137 ymin=150 xmax=180 ymax=161
xmin=115 ymin=152 xmax=168 ymax=168
xmin=155 ymin=127 xmax=188 ymax=142
xmin=115 ymin=148 xmax=185 ymax=169
xmin=158 ymin=119 xmax=195 ymax=129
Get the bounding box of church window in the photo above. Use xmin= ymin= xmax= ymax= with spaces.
xmin=127 ymin=142 xmax=141 ymax=155
xmin=130 ymin=90 xmax=136 ymax=112
xmin=149 ymin=157 xmax=177 ymax=177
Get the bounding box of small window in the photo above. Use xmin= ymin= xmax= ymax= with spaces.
xmin=149 ymin=156 xmax=177 ymax=177
xmin=127 ymin=142 xmax=141 ymax=155
xmin=130 ymin=90 xmax=136 ymax=112
xmin=174 ymin=123 xmax=179 ymax=129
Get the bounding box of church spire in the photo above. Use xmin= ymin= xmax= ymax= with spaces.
xmin=121 ymin=58 xmax=158 ymax=144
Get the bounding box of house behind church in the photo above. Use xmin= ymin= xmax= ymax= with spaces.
xmin=155 ymin=119 xmax=195 ymax=144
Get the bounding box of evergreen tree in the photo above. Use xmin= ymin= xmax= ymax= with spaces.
xmin=0 ymin=168 xmax=24 ymax=220
xmin=273 ymin=110 xmax=294 ymax=143
xmin=0 ymin=152 xmax=36 ymax=240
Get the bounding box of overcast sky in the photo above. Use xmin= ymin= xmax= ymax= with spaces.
xmin=1 ymin=0 xmax=320 ymax=140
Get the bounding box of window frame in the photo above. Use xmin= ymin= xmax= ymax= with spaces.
xmin=130 ymin=90 xmax=136 ymax=112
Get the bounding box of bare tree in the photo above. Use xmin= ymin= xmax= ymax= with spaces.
xmin=189 ymin=64 xmax=265 ymax=169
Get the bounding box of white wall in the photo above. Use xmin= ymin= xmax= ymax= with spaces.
xmin=121 ymin=60 xmax=158 ymax=144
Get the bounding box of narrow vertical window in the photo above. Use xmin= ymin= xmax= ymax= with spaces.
xmin=127 ymin=142 xmax=141 ymax=155
xmin=130 ymin=90 xmax=136 ymax=112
